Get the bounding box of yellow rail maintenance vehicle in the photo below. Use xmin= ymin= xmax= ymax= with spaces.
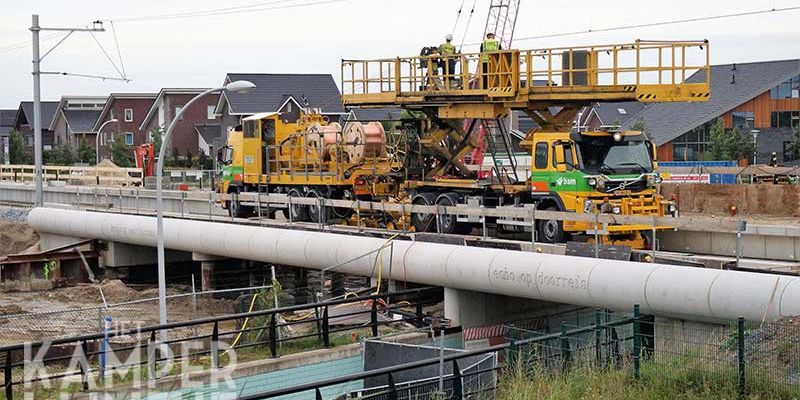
xmin=339 ymin=40 xmax=710 ymax=248
xmin=217 ymin=110 xmax=407 ymax=224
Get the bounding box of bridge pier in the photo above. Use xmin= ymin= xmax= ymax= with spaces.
xmin=444 ymin=287 xmax=568 ymax=328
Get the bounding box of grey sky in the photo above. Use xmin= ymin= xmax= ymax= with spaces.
xmin=1 ymin=0 xmax=798 ymax=109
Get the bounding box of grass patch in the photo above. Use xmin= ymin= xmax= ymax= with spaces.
xmin=496 ymin=359 xmax=800 ymax=400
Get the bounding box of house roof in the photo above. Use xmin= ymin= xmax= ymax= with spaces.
xmin=139 ymin=88 xmax=218 ymax=130
xmin=219 ymin=73 xmax=343 ymax=115
xmin=63 ymin=110 xmax=103 ymax=133
xmin=0 ymin=110 xmax=16 ymax=136
xmin=620 ymin=59 xmax=800 ymax=145
xmin=93 ymin=93 xmax=157 ymax=131
xmin=195 ymin=124 xmax=223 ymax=144
xmin=16 ymin=101 xmax=59 ymax=129
xmin=585 ymin=101 xmax=645 ymax=128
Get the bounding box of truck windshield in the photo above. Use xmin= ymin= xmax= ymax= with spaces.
xmin=577 ymin=139 xmax=653 ymax=174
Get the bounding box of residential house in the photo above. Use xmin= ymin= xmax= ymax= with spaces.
xmin=1 ymin=109 xmax=16 ymax=163
xmin=576 ymin=102 xmax=645 ymax=132
xmin=620 ymin=59 xmax=800 ymax=164
xmin=215 ymin=73 xmax=346 ymax=135
xmin=50 ymin=96 xmax=106 ymax=148
xmin=139 ymin=89 xmax=222 ymax=157
xmin=196 ymin=123 xmax=224 ymax=157
xmin=93 ymin=93 xmax=157 ymax=159
xmin=13 ymin=101 xmax=59 ymax=155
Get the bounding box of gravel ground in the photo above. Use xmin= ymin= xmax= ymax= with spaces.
xmin=0 ymin=206 xmax=29 ymax=223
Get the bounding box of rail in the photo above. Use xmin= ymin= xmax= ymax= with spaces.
xmin=0 ymin=181 xmax=752 ymax=235
xmin=342 ymin=40 xmax=710 ymax=105
xmin=0 ymin=287 xmax=441 ymax=399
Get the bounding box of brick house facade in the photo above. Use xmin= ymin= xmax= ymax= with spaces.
xmin=93 ymin=93 xmax=157 ymax=159
xmin=140 ymin=89 xmax=222 ymax=157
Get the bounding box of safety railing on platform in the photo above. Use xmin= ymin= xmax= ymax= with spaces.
xmin=341 ymin=40 xmax=710 ymax=102
xmin=0 ymin=286 xmax=441 ymax=399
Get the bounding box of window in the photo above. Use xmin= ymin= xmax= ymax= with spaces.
xmin=286 ymin=101 xmax=293 ymax=113
xmin=771 ymin=74 xmax=800 ymax=99
xmin=617 ymin=108 xmax=627 ymax=115
xmin=124 ymin=132 xmax=134 ymax=146
xmin=785 ymin=142 xmax=800 ymax=162
xmin=124 ymin=109 xmax=133 ymax=122
xmin=552 ymin=145 xmax=574 ymax=171
xmin=207 ymin=105 xmax=216 ymax=120
xmin=534 ymin=142 xmax=548 ymax=169
xmin=671 ymin=121 xmax=714 ymax=161
xmin=731 ymin=111 xmax=754 ymax=130
xmin=175 ymin=106 xmax=183 ymax=120
xmin=243 ymin=120 xmax=259 ymax=138
xmin=771 ymin=111 xmax=800 ymax=128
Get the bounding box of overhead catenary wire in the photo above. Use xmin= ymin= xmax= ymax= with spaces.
xmin=509 ymin=6 xmax=800 ymax=44
xmin=109 ymin=0 xmax=354 ymax=23
xmin=110 ymin=21 xmax=128 ymax=80
xmin=458 ymin=0 xmax=478 ymax=52
xmin=450 ymin=0 xmax=466 ymax=36
xmin=88 ymin=29 xmax=126 ymax=80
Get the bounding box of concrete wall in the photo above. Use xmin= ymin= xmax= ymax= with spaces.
xmin=662 ymin=183 xmax=800 ymax=217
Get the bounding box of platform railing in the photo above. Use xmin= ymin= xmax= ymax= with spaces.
xmin=341 ymin=40 xmax=710 ymax=102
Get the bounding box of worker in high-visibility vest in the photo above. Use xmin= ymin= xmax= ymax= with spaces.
xmin=480 ymin=32 xmax=501 ymax=89
xmin=439 ymin=34 xmax=457 ymax=88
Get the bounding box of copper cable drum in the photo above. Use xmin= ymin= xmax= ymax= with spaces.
xmin=306 ymin=122 xmax=341 ymax=160
xmin=343 ymin=121 xmax=386 ymax=161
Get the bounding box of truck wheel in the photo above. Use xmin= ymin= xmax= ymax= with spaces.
xmin=227 ymin=189 xmax=252 ymax=218
xmin=435 ymin=193 xmax=471 ymax=235
xmin=538 ymin=206 xmax=565 ymax=243
xmin=283 ymin=189 xmax=309 ymax=222
xmin=306 ymin=189 xmax=327 ymax=224
xmin=410 ymin=193 xmax=437 ymax=233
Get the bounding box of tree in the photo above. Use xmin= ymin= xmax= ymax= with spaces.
xmin=631 ymin=118 xmax=647 ymax=138
xmin=47 ymin=144 xmax=76 ymax=166
xmin=76 ymin=139 xmax=95 ymax=165
xmin=8 ymin=130 xmax=29 ymax=164
xmin=706 ymin=118 xmax=754 ymax=161
xmin=149 ymin=127 xmax=164 ymax=155
xmin=786 ymin=125 xmax=800 ymax=162
xmin=110 ymin=138 xmax=134 ymax=167
xmin=185 ymin=150 xmax=194 ymax=168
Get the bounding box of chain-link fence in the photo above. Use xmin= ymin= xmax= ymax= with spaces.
xmin=0 ymin=284 xmax=272 ymax=346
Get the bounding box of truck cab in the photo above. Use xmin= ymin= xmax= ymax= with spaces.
xmin=527 ymin=130 xmax=675 ymax=248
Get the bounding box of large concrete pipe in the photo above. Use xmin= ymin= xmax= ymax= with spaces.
xmin=27 ymin=208 xmax=800 ymax=321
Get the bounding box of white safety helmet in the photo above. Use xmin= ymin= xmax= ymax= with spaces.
xmin=445 ymin=34 xmax=453 ymax=41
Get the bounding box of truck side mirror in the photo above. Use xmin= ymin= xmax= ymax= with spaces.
xmin=217 ymin=146 xmax=233 ymax=165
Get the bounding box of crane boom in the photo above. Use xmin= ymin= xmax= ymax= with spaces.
xmin=483 ymin=0 xmax=521 ymax=49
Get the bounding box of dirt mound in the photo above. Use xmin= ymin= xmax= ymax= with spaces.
xmin=46 ymin=280 xmax=143 ymax=304
xmin=0 ymin=222 xmax=39 ymax=257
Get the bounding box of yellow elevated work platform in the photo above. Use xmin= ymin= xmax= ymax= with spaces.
xmin=342 ymin=40 xmax=710 ymax=109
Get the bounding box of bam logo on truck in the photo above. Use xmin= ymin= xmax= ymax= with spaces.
xmin=555 ymin=177 xmax=577 ymax=186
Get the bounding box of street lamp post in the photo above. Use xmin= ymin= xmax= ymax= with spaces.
xmin=750 ymin=129 xmax=759 ymax=165
xmin=95 ymin=119 xmax=119 ymax=164
xmin=155 ymin=81 xmax=255 ymax=342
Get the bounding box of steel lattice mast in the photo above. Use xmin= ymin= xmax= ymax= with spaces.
xmin=483 ymin=0 xmax=521 ymax=49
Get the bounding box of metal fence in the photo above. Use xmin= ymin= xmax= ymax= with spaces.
xmin=0 ymin=287 xmax=439 ymax=399
xmin=235 ymin=306 xmax=800 ymax=400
